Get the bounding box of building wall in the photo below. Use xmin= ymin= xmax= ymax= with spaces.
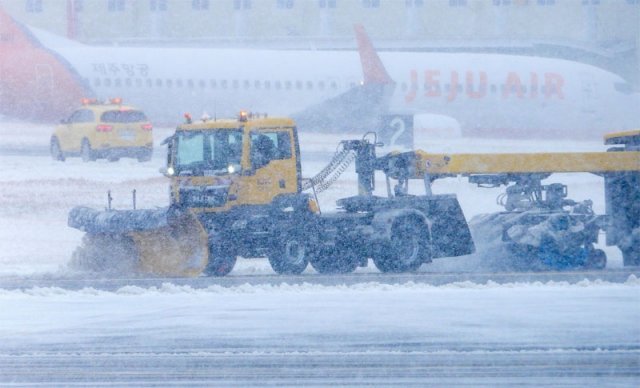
xmin=1 ymin=0 xmax=637 ymax=46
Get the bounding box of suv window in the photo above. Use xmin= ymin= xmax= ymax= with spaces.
xmin=100 ymin=110 xmax=148 ymax=123
xmin=69 ymin=109 xmax=95 ymax=123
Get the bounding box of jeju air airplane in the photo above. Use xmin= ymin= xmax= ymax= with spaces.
xmin=0 ymin=5 xmax=637 ymax=146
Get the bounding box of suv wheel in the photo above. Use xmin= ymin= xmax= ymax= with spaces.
xmin=50 ymin=137 xmax=65 ymax=161
xmin=137 ymin=149 xmax=152 ymax=162
xmin=81 ymin=139 xmax=95 ymax=162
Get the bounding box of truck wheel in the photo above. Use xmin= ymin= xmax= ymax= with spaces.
xmin=373 ymin=218 xmax=428 ymax=273
xmin=310 ymin=247 xmax=358 ymax=274
xmin=204 ymin=254 xmax=236 ymax=277
xmin=268 ymin=236 xmax=309 ymax=275
xmin=81 ymin=139 xmax=95 ymax=162
xmin=622 ymin=246 xmax=639 ymax=266
xmin=585 ymin=248 xmax=606 ymax=270
xmin=537 ymin=235 xmax=567 ymax=270
xmin=50 ymin=137 xmax=65 ymax=161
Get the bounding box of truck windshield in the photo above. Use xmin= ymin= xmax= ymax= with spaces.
xmin=174 ymin=129 xmax=243 ymax=175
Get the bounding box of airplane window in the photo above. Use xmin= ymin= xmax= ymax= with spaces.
xmin=244 ymin=80 xmax=251 ymax=89
xmin=254 ymin=80 xmax=261 ymax=89
xmin=94 ymin=78 xmax=101 ymax=87
xmin=449 ymin=0 xmax=468 ymax=6
xmin=156 ymin=79 xmax=162 ymax=87
xmin=319 ymin=0 xmax=337 ymax=8
xmin=125 ymin=78 xmax=132 ymax=87
xmin=275 ymin=81 xmax=282 ymax=90
xmin=210 ymin=79 xmax=217 ymax=89
xmin=234 ymin=0 xmax=253 ymax=9
xmin=146 ymin=79 xmax=153 ymax=88
xmin=135 ymin=78 xmax=142 ymax=87
xmin=199 ymin=80 xmax=206 ymax=88
xmin=115 ymin=78 xmax=122 ymax=87
xmin=362 ymin=0 xmax=380 ymax=8
xmin=187 ymin=79 xmax=194 ymax=88
xmin=306 ymin=81 xmax=313 ymax=90
xmin=265 ymin=81 xmax=271 ymax=89
xmin=276 ymin=0 xmax=295 ymax=9
xmin=405 ymin=0 xmax=424 ymax=7
xmin=108 ymin=0 xmax=126 ymax=12
xmin=221 ymin=80 xmax=228 ymax=89
xmin=26 ymin=0 xmax=44 ymax=13
xmin=192 ymin=0 xmax=210 ymax=10
xmin=318 ymin=81 xmax=325 ymax=90
xmin=150 ymin=0 xmax=168 ymax=11
xmin=296 ymin=80 xmax=303 ymax=89
xmin=490 ymin=84 xmax=496 ymax=93
xmin=232 ymin=80 xmax=239 ymax=89
xmin=285 ymin=81 xmax=292 ymax=90
xmin=166 ymin=79 xmax=173 ymax=88
xmin=176 ymin=79 xmax=183 ymax=88
xmin=330 ymin=81 xmax=337 ymax=90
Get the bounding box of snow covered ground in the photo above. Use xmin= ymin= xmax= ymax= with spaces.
xmin=0 ymin=120 xmax=638 ymax=385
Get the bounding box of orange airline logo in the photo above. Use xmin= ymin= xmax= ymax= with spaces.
xmin=404 ymin=70 xmax=565 ymax=103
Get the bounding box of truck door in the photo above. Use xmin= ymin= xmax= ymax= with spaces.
xmin=247 ymin=128 xmax=298 ymax=205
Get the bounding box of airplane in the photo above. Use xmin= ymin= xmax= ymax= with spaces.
xmin=1 ymin=5 xmax=638 ymax=147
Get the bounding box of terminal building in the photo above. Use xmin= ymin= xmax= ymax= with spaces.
xmin=2 ymin=0 xmax=639 ymax=86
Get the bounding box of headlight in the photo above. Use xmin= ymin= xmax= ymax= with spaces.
xmin=227 ymin=164 xmax=237 ymax=174
xmin=166 ymin=166 xmax=175 ymax=176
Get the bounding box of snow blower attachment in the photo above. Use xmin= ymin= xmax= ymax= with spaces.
xmin=68 ymin=205 xmax=208 ymax=277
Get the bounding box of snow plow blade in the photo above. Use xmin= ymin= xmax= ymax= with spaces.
xmin=68 ymin=206 xmax=208 ymax=277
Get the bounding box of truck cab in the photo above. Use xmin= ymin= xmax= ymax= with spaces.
xmin=164 ymin=112 xmax=302 ymax=212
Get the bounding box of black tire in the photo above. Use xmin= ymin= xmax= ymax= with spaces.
xmin=373 ymin=218 xmax=430 ymax=273
xmin=137 ymin=149 xmax=152 ymax=162
xmin=622 ymin=246 xmax=639 ymax=266
xmin=50 ymin=137 xmax=65 ymax=161
xmin=310 ymin=243 xmax=359 ymax=274
xmin=268 ymin=234 xmax=309 ymax=275
xmin=585 ymin=248 xmax=607 ymax=270
xmin=81 ymin=139 xmax=95 ymax=162
xmin=204 ymin=254 xmax=237 ymax=277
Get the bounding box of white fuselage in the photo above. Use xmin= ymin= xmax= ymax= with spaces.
xmin=31 ymin=28 xmax=640 ymax=140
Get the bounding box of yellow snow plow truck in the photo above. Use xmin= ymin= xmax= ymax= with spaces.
xmin=68 ymin=113 xmax=473 ymax=276
xmin=67 ymin=113 xmax=639 ymax=276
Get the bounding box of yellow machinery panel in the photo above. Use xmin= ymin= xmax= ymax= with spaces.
xmin=411 ymin=150 xmax=640 ymax=177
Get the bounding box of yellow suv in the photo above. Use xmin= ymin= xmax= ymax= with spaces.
xmin=50 ymin=98 xmax=153 ymax=162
